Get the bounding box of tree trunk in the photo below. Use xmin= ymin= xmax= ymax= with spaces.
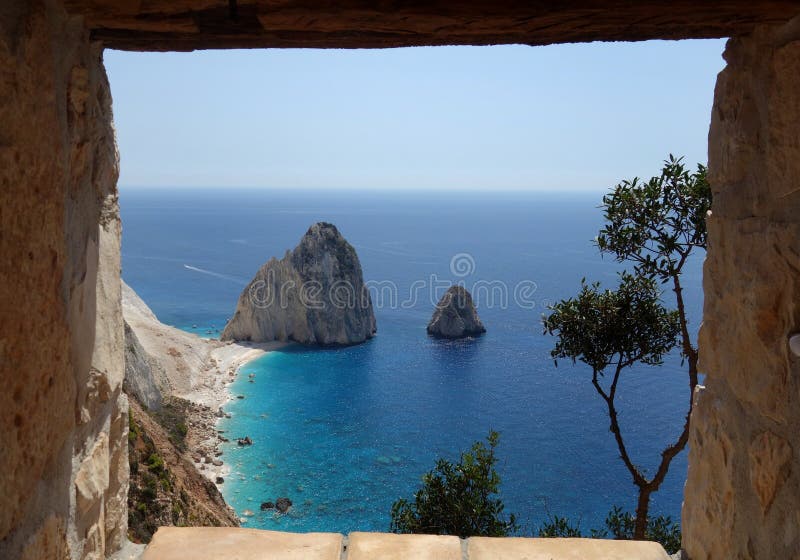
xmin=634 ymin=485 xmax=652 ymax=540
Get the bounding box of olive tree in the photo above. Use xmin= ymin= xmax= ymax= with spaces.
xmin=543 ymin=156 xmax=710 ymax=540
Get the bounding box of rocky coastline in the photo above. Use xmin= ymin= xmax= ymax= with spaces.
xmin=122 ymin=281 xmax=287 ymax=530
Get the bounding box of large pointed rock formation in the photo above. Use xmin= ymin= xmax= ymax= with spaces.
xmin=427 ymin=285 xmax=486 ymax=339
xmin=221 ymin=223 xmax=376 ymax=346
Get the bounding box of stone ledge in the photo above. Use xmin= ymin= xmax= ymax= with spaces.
xmin=62 ymin=0 xmax=800 ymax=51
xmin=139 ymin=528 xmax=671 ymax=559
xmin=467 ymin=536 xmax=671 ymax=559
xmin=140 ymin=527 xmax=343 ymax=560
xmin=348 ymin=532 xmax=461 ymax=560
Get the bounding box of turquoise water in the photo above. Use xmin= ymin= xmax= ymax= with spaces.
xmin=121 ymin=188 xmax=703 ymax=534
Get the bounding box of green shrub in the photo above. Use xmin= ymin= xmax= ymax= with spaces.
xmin=537 ymin=507 xmax=682 ymax=555
xmin=171 ymin=503 xmax=183 ymax=523
xmin=147 ymin=453 xmax=165 ymax=473
xmin=390 ymin=431 xmax=518 ymax=537
xmin=141 ymin=473 xmax=158 ymax=500
xmin=537 ymin=515 xmax=583 ymax=538
xmin=128 ymin=412 xmax=141 ymax=443
xmin=153 ymin=398 xmax=190 ymax=451
xmin=603 ymin=506 xmax=681 ymax=555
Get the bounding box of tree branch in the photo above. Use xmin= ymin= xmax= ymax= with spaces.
xmin=592 ymin=361 xmax=647 ymax=488
xmin=635 ymin=268 xmax=698 ymax=515
xmin=672 ymin=272 xmax=699 ymax=394
xmin=646 ymin=406 xmax=691 ymax=495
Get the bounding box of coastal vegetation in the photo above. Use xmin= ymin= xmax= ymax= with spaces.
xmin=543 ymin=155 xmax=710 ymax=540
xmin=538 ymin=508 xmax=681 ymax=554
xmin=127 ymin=397 xmax=238 ymax=543
xmin=122 ymin=176 xmax=707 ymax=547
xmin=389 ymin=431 xmax=518 ymax=537
xmin=390 ymin=433 xmax=681 ymax=552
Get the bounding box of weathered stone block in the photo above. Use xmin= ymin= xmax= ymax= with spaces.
xmin=683 ymin=20 xmax=800 ymax=560
xmin=467 ymin=536 xmax=670 ymax=559
xmin=141 ymin=527 xmax=343 ymax=560
xmin=348 ymin=532 xmax=461 ymax=560
xmin=0 ymin=1 xmax=123 ymax=558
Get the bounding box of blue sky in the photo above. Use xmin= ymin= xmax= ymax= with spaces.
xmin=105 ymin=40 xmax=726 ymax=191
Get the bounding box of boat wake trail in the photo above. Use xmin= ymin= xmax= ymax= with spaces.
xmin=183 ymin=264 xmax=246 ymax=285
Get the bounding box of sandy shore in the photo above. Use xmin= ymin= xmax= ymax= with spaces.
xmin=122 ymin=282 xmax=287 ymax=486
xmin=183 ymin=338 xmax=287 ymax=485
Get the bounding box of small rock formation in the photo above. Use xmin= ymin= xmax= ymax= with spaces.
xmin=221 ymin=222 xmax=376 ymax=346
xmin=260 ymin=501 xmax=275 ymax=511
xmin=427 ymin=286 xmax=486 ymax=339
xmin=236 ymin=436 xmax=253 ymax=446
xmin=275 ymin=497 xmax=293 ymax=513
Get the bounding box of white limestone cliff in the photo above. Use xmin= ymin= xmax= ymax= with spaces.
xmin=221 ymin=223 xmax=377 ymax=346
xmin=427 ymin=286 xmax=486 ymax=339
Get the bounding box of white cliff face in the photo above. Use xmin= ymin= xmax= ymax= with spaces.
xmin=427 ymin=286 xmax=486 ymax=339
xmin=123 ymin=320 xmax=163 ymax=412
xmin=222 ymin=223 xmax=377 ymax=346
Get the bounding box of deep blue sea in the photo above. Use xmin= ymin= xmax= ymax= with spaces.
xmin=120 ymin=188 xmax=703 ymax=535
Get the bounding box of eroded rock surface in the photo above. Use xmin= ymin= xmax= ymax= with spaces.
xmin=62 ymin=0 xmax=800 ymax=51
xmin=222 ymin=223 xmax=376 ymax=346
xmin=127 ymin=399 xmax=238 ymax=543
xmin=427 ymin=286 xmax=486 ymax=339
xmin=682 ymin=21 xmax=800 ymax=560
xmin=0 ymin=1 xmax=126 ymax=558
xmin=124 ymin=320 xmax=163 ymax=411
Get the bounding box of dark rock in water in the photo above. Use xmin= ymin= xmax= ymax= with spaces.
xmin=237 ymin=436 xmax=253 ymax=446
xmin=216 ymin=477 xmax=224 ymax=484
xmin=276 ymin=497 xmax=293 ymax=513
xmin=221 ymin=222 xmax=377 ymax=346
xmin=260 ymin=501 xmax=275 ymax=511
xmin=237 ymin=395 xmax=245 ymax=399
xmin=427 ymin=286 xmax=486 ymax=339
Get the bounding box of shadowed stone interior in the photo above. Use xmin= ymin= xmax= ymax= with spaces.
xmin=63 ymin=0 xmax=800 ymax=51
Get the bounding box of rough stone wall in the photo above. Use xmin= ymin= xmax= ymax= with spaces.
xmin=683 ymin=19 xmax=800 ymax=560
xmin=60 ymin=0 xmax=800 ymax=51
xmin=0 ymin=1 xmax=125 ymax=559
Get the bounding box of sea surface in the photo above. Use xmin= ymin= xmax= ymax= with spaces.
xmin=121 ymin=187 xmax=703 ymax=535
